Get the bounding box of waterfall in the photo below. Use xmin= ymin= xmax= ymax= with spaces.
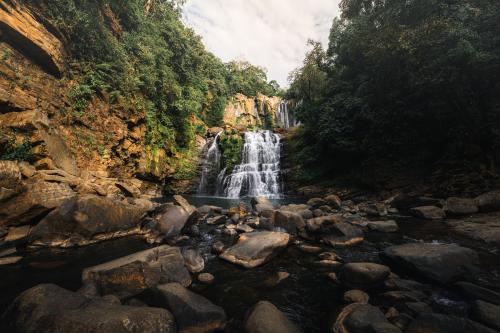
xmin=197 ymin=131 xmax=222 ymax=195
xmin=277 ymin=100 xmax=298 ymax=129
xmin=217 ymin=130 xmax=282 ymax=198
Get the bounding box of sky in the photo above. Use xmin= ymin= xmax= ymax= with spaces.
xmin=182 ymin=0 xmax=341 ymax=87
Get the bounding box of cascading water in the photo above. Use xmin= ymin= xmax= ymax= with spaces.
xmin=218 ymin=130 xmax=282 ymax=198
xmin=277 ymin=100 xmax=299 ymax=129
xmin=197 ymin=131 xmax=222 ymax=195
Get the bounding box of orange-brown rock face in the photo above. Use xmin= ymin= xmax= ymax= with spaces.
xmin=223 ymin=93 xmax=282 ymax=127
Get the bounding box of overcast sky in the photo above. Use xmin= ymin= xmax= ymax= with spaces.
xmin=182 ymin=0 xmax=341 ymax=87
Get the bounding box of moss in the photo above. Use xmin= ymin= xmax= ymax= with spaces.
xmin=219 ymin=129 xmax=243 ymax=172
xmin=0 ymin=136 xmax=33 ymax=162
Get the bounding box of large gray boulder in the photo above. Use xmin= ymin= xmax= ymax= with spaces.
xmin=446 ymin=213 xmax=500 ymax=244
xmin=381 ymin=243 xmax=478 ymax=284
xmin=153 ymin=283 xmax=226 ymax=333
xmin=156 ymin=204 xmax=190 ymax=239
xmin=444 ymin=197 xmax=478 ymax=216
xmin=245 ymin=301 xmax=301 ymax=333
xmin=219 ymin=231 xmax=289 ymax=268
xmin=0 ymin=284 xmax=176 ymax=333
xmin=29 ymin=195 xmax=146 ymax=247
xmin=273 ymin=210 xmax=305 ymax=235
xmin=307 ymin=216 xmax=364 ymax=247
xmin=82 ymin=245 xmax=191 ymax=298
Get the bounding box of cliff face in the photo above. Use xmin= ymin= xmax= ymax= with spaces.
xmin=223 ymin=93 xmax=282 ymax=128
xmin=0 ymin=0 xmax=192 ymax=182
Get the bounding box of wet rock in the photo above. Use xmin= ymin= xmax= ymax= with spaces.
xmin=298 ymin=244 xmax=323 ymax=254
xmin=0 ymin=256 xmax=22 ymax=265
xmin=82 ymin=245 xmax=191 ymax=298
xmin=251 ymin=196 xmax=272 ymax=208
xmin=384 ymin=278 xmax=430 ymax=292
xmin=264 ymin=271 xmax=290 ymax=287
xmin=444 ymin=197 xmax=478 ymax=216
xmin=245 ymin=301 xmax=301 ymax=333
xmin=339 ymin=263 xmax=391 ymax=290
xmin=157 ymin=204 xmax=190 ymax=238
xmin=0 ymin=247 xmax=17 ymax=258
xmin=455 ymin=281 xmax=500 ymax=305
xmin=236 ymin=224 xmax=254 ymax=233
xmin=219 ymin=231 xmax=289 ymax=268
xmin=404 ymin=302 xmax=433 ymax=316
xmin=212 ymin=241 xmax=225 ymax=254
xmin=4 ymin=225 xmax=30 ymax=242
xmin=222 ymin=228 xmax=238 ymax=236
xmin=381 ymin=243 xmax=478 ymax=284
xmin=307 ymin=197 xmax=327 ymax=208
xmin=367 ymin=220 xmax=399 ymax=233
xmin=333 ymin=303 xmax=402 ymax=333
xmin=274 ymin=210 xmax=305 ymax=235
xmin=0 ymin=284 xmax=176 ymax=333
xmin=406 ymin=313 xmax=497 ymax=333
xmin=322 ymin=223 xmax=364 ymax=247
xmin=472 ymin=300 xmax=500 ymax=331
xmin=409 ymin=206 xmax=445 ymax=219
xmin=344 ymin=290 xmax=370 ymax=304
xmin=280 ymin=204 xmax=313 ymax=219
xmin=153 ymin=282 xmax=226 ymax=333
xmin=197 ymin=205 xmax=223 ymax=215
xmin=327 ymin=272 xmax=340 ymax=283
xmin=306 ymin=215 xmax=343 ymax=232
xmin=198 ymin=273 xmax=215 ymax=284
xmin=381 ymin=291 xmax=427 ymax=303
xmin=255 ymin=203 xmax=275 ymax=214
xmin=29 ymin=195 xmax=147 ymax=247
xmin=445 ymin=213 xmax=500 ymax=244
xmin=173 ymin=195 xmax=197 ymax=216
xmin=206 ymin=215 xmax=227 ymax=225
xmin=475 ymin=190 xmax=500 ymax=212
xmin=315 ymin=259 xmax=342 ymax=268
xmin=324 ymin=194 xmax=342 ymax=210
xmin=319 ymin=251 xmax=342 ymax=261
xmin=359 ymin=202 xmax=388 ymax=217
xmin=182 ymin=248 xmax=205 ymax=273
xmin=313 ymin=209 xmax=326 ymax=217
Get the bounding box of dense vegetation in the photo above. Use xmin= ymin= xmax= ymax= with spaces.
xmin=29 ymin=0 xmax=277 ymax=160
xmin=288 ymin=0 xmax=500 ymax=191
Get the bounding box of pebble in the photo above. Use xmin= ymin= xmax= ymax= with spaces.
xmin=198 ymin=273 xmax=215 ymax=284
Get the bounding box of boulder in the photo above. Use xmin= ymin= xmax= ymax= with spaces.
xmin=236 ymin=224 xmax=254 ymax=233
xmin=367 ymin=220 xmax=398 ymax=233
xmin=339 ymin=263 xmax=391 ymax=290
xmin=307 ymin=197 xmax=327 ymax=208
xmin=251 ymin=196 xmax=272 ymax=208
xmin=153 ymin=282 xmax=226 ymax=333
xmin=406 ymin=313 xmax=497 ymax=333
xmin=333 ymin=303 xmax=402 ymax=333
xmin=306 ymin=215 xmax=344 ymax=233
xmin=0 ymin=284 xmax=176 ymax=333
xmin=4 ymin=225 xmax=30 ymax=242
xmin=359 ymin=202 xmax=388 ymax=217
xmin=0 ymin=180 xmax=75 ymax=227
xmin=445 ymin=213 xmax=500 ymax=244
xmin=0 ymin=256 xmax=22 ymax=265
xmin=306 ymin=216 xmax=364 ymax=247
xmin=197 ymin=205 xmax=223 ymax=215
xmin=212 ymin=241 xmax=225 ymax=254
xmin=182 ymin=248 xmax=205 ymax=273
xmin=157 ymin=204 xmax=190 ymax=238
xmin=381 ymin=243 xmax=478 ymax=284
xmin=82 ymin=245 xmax=191 ymax=298
xmin=274 ymin=210 xmax=305 ymax=235
xmin=324 ymin=194 xmax=342 ymax=210
xmin=173 ymin=195 xmax=197 ymax=217
xmin=444 ymin=197 xmax=479 ymax=216
xmin=255 ymin=203 xmax=275 ymax=214
xmin=409 ymin=206 xmax=445 ymax=220
xmin=245 ymin=301 xmax=301 ymax=333
xmin=475 ymin=190 xmax=500 ymax=212
xmin=29 ymin=195 xmax=146 ymax=247
xmin=219 ymin=231 xmax=289 ymax=268
xmin=454 ymin=281 xmax=500 ymax=305
xmin=280 ymin=204 xmax=313 ymax=219
xmin=343 ymin=290 xmax=370 ymax=304
xmin=206 ymin=215 xmax=227 ymax=225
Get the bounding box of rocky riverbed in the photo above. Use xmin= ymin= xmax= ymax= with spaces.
xmin=2 ymin=165 xmax=500 ymax=332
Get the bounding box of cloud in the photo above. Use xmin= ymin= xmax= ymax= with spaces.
xmin=182 ymin=0 xmax=341 ymax=87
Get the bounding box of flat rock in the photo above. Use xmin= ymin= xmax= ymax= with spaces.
xmin=82 ymin=245 xmax=191 ymax=298
xmin=0 ymin=284 xmax=176 ymax=333
xmin=475 ymin=191 xmax=500 ymax=212
xmin=339 ymin=263 xmax=391 ymax=290
xmin=236 ymin=224 xmax=254 ymax=233
xmin=444 ymin=197 xmax=479 ymax=216
xmin=367 ymin=220 xmax=399 ymax=233
xmin=298 ymin=244 xmax=323 ymax=254
xmin=406 ymin=313 xmax=497 ymax=333
xmin=219 ymin=231 xmax=289 ymax=268
xmin=445 ymin=213 xmax=500 ymax=244
xmin=153 ymin=282 xmax=226 ymax=333
xmin=4 ymin=225 xmax=30 ymax=242
xmin=197 ymin=205 xmax=223 ymax=215
xmin=472 ymin=300 xmax=500 ymax=331
xmin=381 ymin=243 xmax=478 ymax=284
xmin=29 ymin=195 xmax=146 ymax=247
xmin=0 ymin=256 xmax=22 ymax=265
xmin=245 ymin=301 xmax=301 ymax=333
xmin=198 ymin=273 xmax=215 ymax=284
xmin=409 ymin=206 xmax=445 ymax=220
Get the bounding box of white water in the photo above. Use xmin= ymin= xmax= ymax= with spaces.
xmin=277 ymin=100 xmax=298 ymax=129
xmin=217 ymin=131 xmax=282 ymax=198
xmin=197 ymin=131 xmax=222 ymax=195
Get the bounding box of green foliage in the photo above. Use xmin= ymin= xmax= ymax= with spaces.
xmin=1 ymin=137 xmax=33 ymax=162
xmin=219 ymin=130 xmax=243 ymax=172
xmin=288 ymin=0 xmax=500 ymax=182
xmin=226 ymin=61 xmax=279 ymax=97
